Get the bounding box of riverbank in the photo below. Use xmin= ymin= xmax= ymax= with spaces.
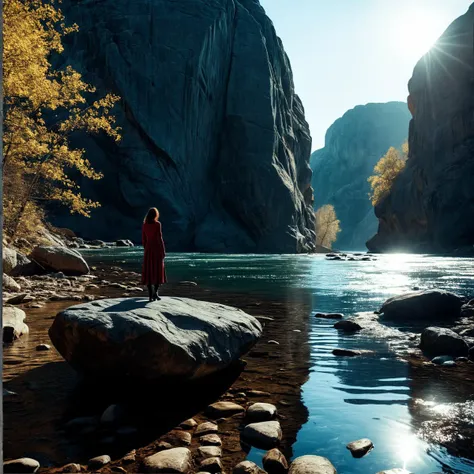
xmin=3 ymin=263 xmax=313 ymax=473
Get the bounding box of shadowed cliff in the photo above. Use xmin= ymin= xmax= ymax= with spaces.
xmin=50 ymin=0 xmax=316 ymax=253
xmin=367 ymin=4 xmax=474 ymax=253
xmin=311 ymin=102 xmax=410 ymax=250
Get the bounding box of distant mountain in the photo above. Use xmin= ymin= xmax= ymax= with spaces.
xmin=367 ymin=5 xmax=474 ymax=253
xmin=311 ymin=102 xmax=411 ymax=250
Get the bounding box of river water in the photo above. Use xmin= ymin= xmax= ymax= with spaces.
xmin=76 ymin=249 xmax=474 ymax=474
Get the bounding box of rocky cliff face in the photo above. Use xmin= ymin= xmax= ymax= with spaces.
xmin=367 ymin=5 xmax=474 ymax=253
xmin=51 ymin=0 xmax=316 ymax=253
xmin=311 ymin=102 xmax=410 ymax=250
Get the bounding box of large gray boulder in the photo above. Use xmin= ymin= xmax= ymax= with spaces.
xmin=311 ymin=102 xmax=410 ymax=250
xmin=380 ymin=290 xmax=463 ymax=320
xmin=30 ymin=246 xmax=89 ymax=275
xmin=420 ymin=326 xmax=469 ymax=357
xmin=3 ymin=307 xmax=29 ymax=343
xmin=49 ymin=0 xmax=316 ymax=254
xmin=49 ymin=297 xmax=262 ymax=381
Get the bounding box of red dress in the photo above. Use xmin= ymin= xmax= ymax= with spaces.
xmin=141 ymin=221 xmax=167 ymax=285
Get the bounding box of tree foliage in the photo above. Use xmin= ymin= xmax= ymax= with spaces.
xmin=3 ymin=0 xmax=121 ymax=238
xmin=314 ymin=204 xmax=341 ymax=249
xmin=368 ymin=142 xmax=408 ymax=206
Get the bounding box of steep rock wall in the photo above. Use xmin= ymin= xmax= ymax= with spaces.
xmin=51 ymin=0 xmax=316 ymax=253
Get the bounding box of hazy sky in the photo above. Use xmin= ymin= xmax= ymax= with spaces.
xmin=259 ymin=0 xmax=473 ymax=151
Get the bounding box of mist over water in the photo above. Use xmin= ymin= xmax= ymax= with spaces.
xmin=80 ymin=249 xmax=474 ymax=473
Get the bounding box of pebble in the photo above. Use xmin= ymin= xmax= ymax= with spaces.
xmin=288 ymin=455 xmax=336 ymax=474
xmin=233 ymin=460 xmax=266 ymax=474
xmin=180 ymin=418 xmax=198 ymax=429
xmin=88 ymin=455 xmax=111 ymax=469
xmin=198 ymin=446 xmax=222 ymax=458
xmin=431 ymin=355 xmax=454 ymax=365
xmin=199 ymin=434 xmax=222 ymax=446
xmin=4 ymin=458 xmax=40 ymax=473
xmin=195 ymin=422 xmax=219 ymax=436
xmin=35 ymin=344 xmax=51 ymax=351
xmin=242 ymin=421 xmax=282 ymax=449
xmin=206 ymin=401 xmax=245 ymax=417
xmin=175 ymin=430 xmax=192 ymax=446
xmin=246 ymin=403 xmax=277 ymax=422
xmin=263 ymin=448 xmax=289 ymax=474
xmin=199 ymin=456 xmax=223 ymax=473
xmin=346 ymin=438 xmax=374 ymax=458
xmin=142 ymin=447 xmax=192 ymax=474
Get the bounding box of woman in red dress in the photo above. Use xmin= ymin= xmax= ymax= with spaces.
xmin=142 ymin=207 xmax=167 ymax=301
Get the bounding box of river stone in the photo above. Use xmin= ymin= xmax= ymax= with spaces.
xmin=233 ymin=461 xmax=266 ymax=474
xmin=49 ymin=297 xmax=262 ymax=381
xmin=198 ymin=446 xmax=222 ymax=458
xmin=346 ymin=438 xmax=373 ymax=458
xmin=431 ymin=355 xmax=454 ymax=365
xmin=199 ymin=434 xmax=222 ymax=446
xmin=3 ymin=307 xmax=29 ymax=343
xmin=61 ymin=463 xmax=82 ymax=472
xmin=420 ymin=327 xmax=469 ymax=357
xmin=3 ymin=273 xmax=21 ymax=292
xmin=380 ymin=290 xmax=462 ymax=320
xmin=246 ymin=403 xmax=277 ymax=421
xmin=30 ymin=246 xmax=89 ymax=275
xmin=288 ymin=455 xmax=337 ymax=474
xmin=195 ymin=422 xmax=219 ymax=436
xmin=332 ymin=348 xmax=361 ymax=357
xmin=175 ymin=430 xmax=192 ymax=445
xmin=206 ymin=401 xmax=245 ymax=417
xmin=180 ymin=418 xmax=197 ymax=429
xmin=3 ymin=247 xmax=18 ymax=275
xmin=334 ymin=320 xmax=362 ymax=332
xmin=242 ymin=420 xmax=282 ymax=449
xmin=142 ymin=447 xmax=191 ymax=473
xmin=199 ymin=457 xmax=223 ymax=473
xmin=88 ymin=455 xmax=111 ymax=469
xmin=4 ymin=458 xmax=40 ymax=473
xmin=263 ymin=448 xmax=289 ymax=474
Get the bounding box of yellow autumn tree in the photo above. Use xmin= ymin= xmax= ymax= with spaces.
xmin=315 ymin=204 xmax=341 ymax=249
xmin=3 ymin=0 xmax=121 ymax=239
xmin=368 ymin=142 xmax=408 ymax=206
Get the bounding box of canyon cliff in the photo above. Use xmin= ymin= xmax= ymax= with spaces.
xmin=367 ymin=5 xmax=474 ymax=253
xmin=311 ymin=102 xmax=410 ymax=250
xmin=50 ymin=0 xmax=316 ymax=253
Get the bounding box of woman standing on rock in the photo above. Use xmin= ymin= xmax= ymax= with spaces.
xmin=142 ymin=207 xmax=167 ymax=301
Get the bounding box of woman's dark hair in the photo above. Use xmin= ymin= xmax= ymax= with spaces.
xmin=144 ymin=207 xmax=159 ymax=224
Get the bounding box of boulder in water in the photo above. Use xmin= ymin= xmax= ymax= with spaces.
xmin=420 ymin=327 xmax=469 ymax=357
xmin=30 ymin=246 xmax=89 ymax=275
xmin=48 ymin=297 xmax=262 ymax=381
xmin=288 ymin=455 xmax=337 ymax=474
xmin=3 ymin=307 xmax=29 ymax=343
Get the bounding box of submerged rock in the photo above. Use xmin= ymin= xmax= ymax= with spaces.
xmin=3 ymin=307 xmax=29 ymax=343
xmin=380 ymin=290 xmax=462 ymax=320
xmin=334 ymin=320 xmax=362 ymax=332
xmin=242 ymin=420 xmax=282 ymax=449
xmin=4 ymin=458 xmax=40 ymax=473
xmin=346 ymin=438 xmax=374 ymax=458
xmin=49 ymin=297 xmax=262 ymax=381
xmin=420 ymin=327 xmax=469 ymax=357
xmin=332 ymin=348 xmax=362 ymax=357
xmin=142 ymin=447 xmax=191 ymax=473
xmin=30 ymin=246 xmax=89 ymax=276
xmin=288 ymin=455 xmax=337 ymax=474
xmin=314 ymin=313 xmax=343 ymax=320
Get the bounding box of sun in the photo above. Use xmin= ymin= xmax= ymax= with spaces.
xmin=392 ymin=6 xmax=448 ymax=62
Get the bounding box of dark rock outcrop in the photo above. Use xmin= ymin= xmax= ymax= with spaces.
xmin=420 ymin=326 xmax=469 ymax=357
xmin=367 ymin=5 xmax=474 ymax=252
xmin=50 ymin=0 xmax=316 ymax=253
xmin=311 ymin=102 xmax=410 ymax=250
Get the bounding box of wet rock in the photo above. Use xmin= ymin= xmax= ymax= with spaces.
xmin=30 ymin=246 xmax=89 ymax=275
xmin=3 ymin=273 xmax=21 ymax=292
xmin=233 ymin=460 xmax=266 ymax=474
xmin=3 ymin=307 xmax=29 ymax=343
xmin=332 ymin=348 xmax=361 ymax=357
xmin=380 ymin=290 xmax=462 ymax=320
xmin=246 ymin=403 xmax=277 ymax=422
xmin=199 ymin=434 xmax=222 ymax=446
xmin=175 ymin=430 xmax=192 ymax=446
xmin=242 ymin=420 xmax=282 ymax=449
xmin=431 ymin=355 xmax=454 ymax=365
xmin=180 ymin=418 xmax=197 ymax=429
xmin=100 ymin=404 xmax=125 ymax=425
xmin=288 ymin=455 xmax=337 ymax=474
xmin=49 ymin=297 xmax=262 ymax=381
xmin=314 ymin=313 xmax=343 ymax=320
xmin=455 ymin=356 xmax=469 ymax=362
xmin=142 ymin=447 xmax=191 ymax=473
xmin=36 ymin=344 xmax=51 ymax=351
xmin=198 ymin=447 xmax=222 ymax=458
xmin=420 ymin=327 xmax=469 ymax=357
xmin=334 ymin=320 xmax=362 ymax=332
xmin=61 ymin=463 xmax=81 ymax=472
xmin=206 ymin=401 xmax=245 ymax=418
xmin=346 ymin=438 xmax=373 ymax=458
xmin=195 ymin=422 xmax=219 ymax=436
xmin=199 ymin=457 xmax=223 ymax=473
xmin=88 ymin=455 xmax=111 ymax=469
xmin=4 ymin=457 xmax=40 ymax=473
xmin=263 ymin=448 xmax=289 ymax=474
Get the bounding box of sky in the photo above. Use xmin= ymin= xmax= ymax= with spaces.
xmin=259 ymin=0 xmax=473 ymax=151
